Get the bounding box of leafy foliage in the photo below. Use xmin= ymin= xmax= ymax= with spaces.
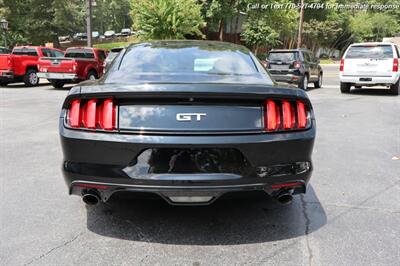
xmin=131 ymin=0 xmax=205 ymax=40
xmin=241 ymin=19 xmax=281 ymax=54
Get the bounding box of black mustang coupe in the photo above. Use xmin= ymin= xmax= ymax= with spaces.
xmin=60 ymin=40 xmax=316 ymax=206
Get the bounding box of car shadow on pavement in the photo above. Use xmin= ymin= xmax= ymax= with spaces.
xmin=86 ymin=186 xmax=326 ymax=245
xmin=350 ymin=88 xmax=397 ymax=96
xmin=1 ymin=83 xmax=50 ymax=89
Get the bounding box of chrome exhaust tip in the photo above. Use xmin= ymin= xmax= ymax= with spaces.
xmin=82 ymin=192 xmax=100 ymax=205
xmin=275 ymin=191 xmax=294 ymax=205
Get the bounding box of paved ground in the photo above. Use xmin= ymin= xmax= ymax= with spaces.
xmin=1 ymin=66 xmax=399 ymax=265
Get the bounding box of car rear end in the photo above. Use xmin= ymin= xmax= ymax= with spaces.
xmin=267 ymin=50 xmax=304 ymax=85
xmin=340 ymin=43 xmax=400 ymax=92
xmin=38 ymin=57 xmax=79 ymax=81
xmin=0 ymin=54 xmax=14 ymax=82
xmin=60 ymin=84 xmax=315 ymax=206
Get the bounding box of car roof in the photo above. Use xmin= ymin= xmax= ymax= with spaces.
xmin=350 ymin=42 xmax=395 ymax=46
xmin=269 ymin=48 xmax=310 ymax=52
xmin=127 ymin=40 xmax=250 ymax=53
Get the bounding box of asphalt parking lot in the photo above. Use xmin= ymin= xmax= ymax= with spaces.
xmin=1 ymin=65 xmax=399 ymax=265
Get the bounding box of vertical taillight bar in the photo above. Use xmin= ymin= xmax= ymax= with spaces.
xmin=265 ymin=100 xmax=280 ymax=131
xmin=99 ymin=99 xmax=115 ymax=130
xmin=393 ymin=58 xmax=398 ymax=72
xmin=68 ymin=99 xmax=81 ymax=128
xmin=340 ymin=59 xmax=344 ymax=72
xmin=82 ymin=99 xmax=97 ymax=129
xmin=297 ymin=101 xmax=307 ymax=128
xmin=282 ymin=101 xmax=295 ymax=129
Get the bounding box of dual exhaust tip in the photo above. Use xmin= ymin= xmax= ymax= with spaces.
xmin=81 ymin=190 xmax=294 ymax=206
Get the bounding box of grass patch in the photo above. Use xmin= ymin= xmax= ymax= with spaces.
xmin=94 ymin=41 xmax=135 ymax=50
xmin=319 ymin=58 xmax=337 ymax=64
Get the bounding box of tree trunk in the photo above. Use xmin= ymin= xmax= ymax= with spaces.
xmin=254 ymin=45 xmax=259 ymax=56
xmin=52 ymin=35 xmax=61 ymax=48
xmin=234 ymin=11 xmax=240 ymax=43
xmin=218 ymin=19 xmax=224 ymax=41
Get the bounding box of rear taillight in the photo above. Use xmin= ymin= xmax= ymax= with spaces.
xmin=340 ymin=59 xmax=344 ymax=72
xmin=264 ymin=99 xmax=310 ymax=132
xmin=293 ymin=61 xmax=301 ymax=69
xmin=393 ymin=58 xmax=398 ymax=72
xmin=66 ymin=98 xmax=116 ymax=130
xmin=72 ymin=62 xmax=77 ymax=71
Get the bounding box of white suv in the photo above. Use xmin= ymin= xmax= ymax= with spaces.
xmin=340 ymin=42 xmax=400 ymax=95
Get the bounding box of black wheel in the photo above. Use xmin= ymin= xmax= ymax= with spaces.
xmin=0 ymin=81 xmax=8 ymax=87
xmin=23 ymin=69 xmax=40 ymax=87
xmin=340 ymin=82 xmax=351 ymax=93
xmin=354 ymin=85 xmax=362 ymax=89
xmin=389 ymin=79 xmax=399 ymax=95
xmin=298 ymin=74 xmax=308 ymax=90
xmin=49 ymin=80 xmax=65 ymax=89
xmin=314 ymin=73 xmax=322 ymax=88
xmin=86 ymin=70 xmax=98 ymax=80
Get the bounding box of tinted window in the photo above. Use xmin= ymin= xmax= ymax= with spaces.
xmin=97 ymin=50 xmax=106 ymax=61
xmin=41 ymin=48 xmax=53 ymax=57
xmin=65 ymin=49 xmax=94 ymax=59
xmin=52 ymin=50 xmax=64 ymax=57
xmin=395 ymin=45 xmax=400 ymax=58
xmin=12 ymin=48 xmax=38 ymax=56
xmin=346 ymin=45 xmax=393 ymax=59
xmin=0 ymin=47 xmax=10 ymax=54
xmin=119 ymin=44 xmax=258 ymax=75
xmin=268 ymin=52 xmax=298 ymax=62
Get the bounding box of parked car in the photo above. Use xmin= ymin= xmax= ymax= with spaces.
xmin=92 ymin=31 xmax=100 ymax=39
xmin=58 ymin=35 xmax=71 ymax=42
xmin=0 ymin=46 xmax=64 ymax=86
xmin=0 ymin=46 xmax=11 ymax=54
xmin=104 ymin=30 xmax=115 ymax=39
xmin=73 ymin=33 xmax=87 ymax=41
xmin=266 ymin=49 xmax=323 ymax=90
xmin=120 ymin=28 xmax=131 ymax=36
xmin=37 ymin=47 xmax=108 ymax=88
xmin=104 ymin=47 xmax=124 ymax=72
xmin=59 ymin=40 xmax=316 ymax=206
xmin=340 ymin=42 xmax=399 ymax=95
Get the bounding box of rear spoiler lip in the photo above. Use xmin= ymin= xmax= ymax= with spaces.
xmin=62 ymin=83 xmax=312 ymax=109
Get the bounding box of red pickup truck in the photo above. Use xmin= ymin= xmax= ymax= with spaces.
xmin=37 ymin=47 xmax=108 ymax=88
xmin=0 ymin=46 xmax=64 ymax=86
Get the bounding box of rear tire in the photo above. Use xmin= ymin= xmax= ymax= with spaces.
xmin=389 ymin=79 xmax=399 ymax=95
xmin=49 ymin=80 xmax=65 ymax=89
xmin=298 ymin=75 xmax=308 ymax=90
xmin=23 ymin=69 xmax=40 ymax=87
xmin=0 ymin=81 xmax=8 ymax=87
xmin=340 ymin=82 xmax=351 ymax=93
xmin=87 ymin=70 xmax=98 ymax=80
xmin=314 ymin=73 xmax=322 ymax=88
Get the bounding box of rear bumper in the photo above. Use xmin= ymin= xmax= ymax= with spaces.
xmin=0 ymin=70 xmax=14 ymax=80
xmin=37 ymin=72 xmax=78 ymax=80
xmin=60 ymin=121 xmax=316 ymax=205
xmin=340 ymin=73 xmax=400 ymax=85
xmin=270 ymin=73 xmax=301 ymax=84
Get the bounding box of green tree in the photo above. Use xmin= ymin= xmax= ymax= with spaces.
xmin=241 ymin=20 xmax=281 ymax=55
xmin=131 ymin=0 xmax=205 ymax=40
xmin=93 ymin=0 xmax=132 ymax=33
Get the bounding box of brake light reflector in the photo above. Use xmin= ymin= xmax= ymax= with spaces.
xmin=340 ymin=59 xmax=344 ymax=72
xmin=264 ymin=99 xmax=310 ymax=132
xmin=67 ymin=98 xmax=116 ymax=131
xmin=393 ymin=58 xmax=398 ymax=72
xmin=68 ymin=99 xmax=81 ymax=128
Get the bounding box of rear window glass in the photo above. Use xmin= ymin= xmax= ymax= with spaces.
xmin=268 ymin=52 xmax=298 ymax=61
xmin=65 ymin=49 xmax=94 ymax=59
xmin=345 ymin=45 xmax=393 ymax=59
xmin=12 ymin=48 xmax=38 ymax=56
xmin=119 ymin=44 xmax=258 ymax=75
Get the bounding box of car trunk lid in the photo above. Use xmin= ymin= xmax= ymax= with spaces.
xmin=39 ymin=57 xmax=76 ymax=73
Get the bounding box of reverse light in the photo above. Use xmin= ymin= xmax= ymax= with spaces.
xmin=340 ymin=59 xmax=344 ymax=72
xmin=393 ymin=58 xmax=398 ymax=72
xmin=264 ymin=99 xmax=310 ymax=132
xmin=66 ymin=98 xmax=116 ymax=130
